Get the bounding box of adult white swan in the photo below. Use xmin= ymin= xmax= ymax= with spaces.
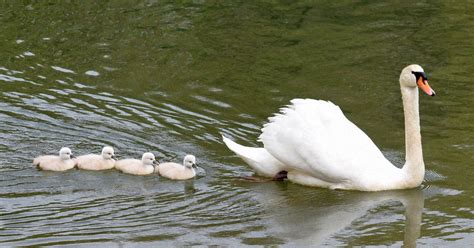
xmin=223 ymin=64 xmax=435 ymax=191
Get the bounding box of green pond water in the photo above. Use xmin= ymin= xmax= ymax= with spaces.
xmin=0 ymin=1 xmax=473 ymax=247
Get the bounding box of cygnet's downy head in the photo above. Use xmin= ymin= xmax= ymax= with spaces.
xmin=59 ymin=147 xmax=74 ymax=160
xmin=183 ymin=154 xmax=197 ymax=169
xmin=141 ymin=152 xmax=157 ymax=166
xmin=101 ymin=146 xmax=115 ymax=160
xmin=399 ymin=64 xmax=436 ymax=96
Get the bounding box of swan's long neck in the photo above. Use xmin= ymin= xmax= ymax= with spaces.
xmin=400 ymin=87 xmax=425 ymax=185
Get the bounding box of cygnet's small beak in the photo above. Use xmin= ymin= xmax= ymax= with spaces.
xmin=111 ymin=155 xmax=116 ymax=160
xmin=70 ymin=154 xmax=76 ymax=159
xmin=152 ymin=160 xmax=159 ymax=165
xmin=417 ymin=78 xmax=436 ymax=96
xmin=192 ymin=163 xmax=198 ymax=169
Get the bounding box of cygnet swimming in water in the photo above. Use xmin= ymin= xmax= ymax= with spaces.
xmin=114 ymin=152 xmax=157 ymax=175
xmin=76 ymin=146 xmax=116 ymax=170
xmin=33 ymin=147 xmax=76 ymax=171
xmin=156 ymin=154 xmax=197 ymax=180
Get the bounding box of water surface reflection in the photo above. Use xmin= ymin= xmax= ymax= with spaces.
xmin=244 ymin=182 xmax=461 ymax=247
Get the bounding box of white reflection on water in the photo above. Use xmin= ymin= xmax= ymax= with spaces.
xmin=51 ymin=66 xmax=76 ymax=74
xmin=247 ymin=183 xmax=461 ymax=247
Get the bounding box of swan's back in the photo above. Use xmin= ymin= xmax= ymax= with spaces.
xmin=259 ymin=99 xmax=395 ymax=187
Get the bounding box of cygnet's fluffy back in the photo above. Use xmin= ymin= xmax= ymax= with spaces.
xmin=157 ymin=154 xmax=197 ymax=180
xmin=77 ymin=146 xmax=116 ymax=170
xmin=115 ymin=152 xmax=156 ymax=175
xmin=33 ymin=147 xmax=76 ymax=171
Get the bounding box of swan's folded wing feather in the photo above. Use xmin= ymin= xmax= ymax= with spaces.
xmin=259 ymin=99 xmax=389 ymax=182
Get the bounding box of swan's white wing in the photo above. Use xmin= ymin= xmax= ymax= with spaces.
xmin=259 ymin=99 xmax=391 ymax=183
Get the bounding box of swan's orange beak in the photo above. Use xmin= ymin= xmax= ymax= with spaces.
xmin=417 ymin=77 xmax=436 ymax=96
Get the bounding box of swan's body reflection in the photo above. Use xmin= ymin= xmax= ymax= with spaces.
xmin=245 ymin=183 xmax=453 ymax=247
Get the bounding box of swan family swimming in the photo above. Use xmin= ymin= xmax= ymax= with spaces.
xmin=33 ymin=65 xmax=435 ymax=191
xmin=33 ymin=146 xmax=198 ymax=180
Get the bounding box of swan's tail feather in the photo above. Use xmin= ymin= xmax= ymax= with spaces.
xmin=222 ymin=136 xmax=263 ymax=166
xmin=222 ymin=135 xmax=285 ymax=177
